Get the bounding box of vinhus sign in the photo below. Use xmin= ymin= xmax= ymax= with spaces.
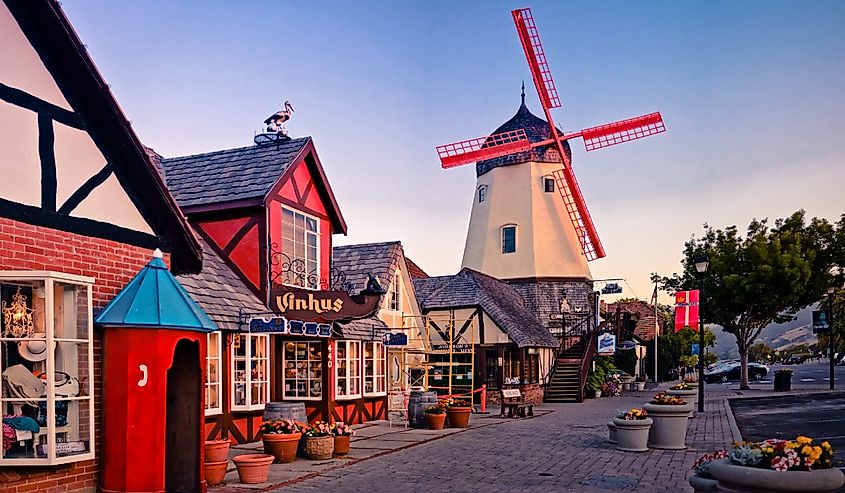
xmin=270 ymin=284 xmax=384 ymax=322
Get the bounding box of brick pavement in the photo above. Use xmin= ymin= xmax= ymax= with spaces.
xmin=267 ymin=385 xmax=740 ymax=493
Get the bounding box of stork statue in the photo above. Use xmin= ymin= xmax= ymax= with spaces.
xmin=264 ymin=100 xmax=295 ymax=136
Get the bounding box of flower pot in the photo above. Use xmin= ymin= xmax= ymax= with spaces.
xmin=262 ymin=432 xmax=301 ymax=463
xmin=708 ymin=459 xmax=845 ymax=493
xmin=643 ymin=402 xmax=694 ymax=450
xmin=445 ymin=407 xmax=471 ymax=428
xmin=667 ymin=388 xmax=698 ymax=417
xmin=203 ymin=460 xmax=228 ymax=487
xmin=205 ymin=439 xmax=230 ymax=463
xmin=607 ymin=421 xmax=618 ymax=444
xmin=636 ymin=381 xmax=646 ymax=391
xmin=774 ymin=372 xmax=792 ymax=391
xmin=333 ymin=435 xmax=351 ymax=457
xmin=594 ymin=390 xmax=602 ymax=398
xmin=689 ymin=475 xmax=720 ymax=492
xmin=613 ymin=417 xmax=652 ymax=452
xmin=426 ymin=413 xmax=446 ymax=430
xmin=232 ymin=454 xmax=273 ymax=484
xmin=304 ymin=435 xmax=334 ymax=460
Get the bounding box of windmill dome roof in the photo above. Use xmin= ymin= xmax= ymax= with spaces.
xmin=476 ymin=95 xmax=571 ymax=177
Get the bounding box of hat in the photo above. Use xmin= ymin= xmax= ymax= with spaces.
xmin=18 ymin=336 xmax=48 ymax=362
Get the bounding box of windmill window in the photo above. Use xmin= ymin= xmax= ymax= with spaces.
xmin=478 ymin=186 xmax=487 ymax=203
xmin=544 ymin=177 xmax=555 ymax=193
xmin=502 ymin=225 xmax=517 ymax=254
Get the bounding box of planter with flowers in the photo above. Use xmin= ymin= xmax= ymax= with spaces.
xmin=331 ymin=422 xmax=353 ymax=457
xmin=424 ymin=405 xmax=446 ymax=430
xmin=303 ymin=421 xmax=335 ymax=460
xmin=667 ymin=382 xmax=698 ymax=416
xmin=643 ymin=393 xmax=693 ymax=450
xmin=613 ymin=408 xmax=652 ymax=452
xmin=774 ymin=368 xmax=793 ymax=391
xmin=689 ymin=451 xmax=727 ymax=492
xmin=703 ymin=436 xmax=844 ymax=492
xmin=441 ymin=398 xmax=472 ymax=428
xmin=601 ymin=380 xmax=621 ymax=398
xmin=635 ymin=376 xmax=647 ymax=391
xmin=259 ymin=419 xmax=303 ymax=463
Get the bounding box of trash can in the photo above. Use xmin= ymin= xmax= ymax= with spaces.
xmin=773 ymin=370 xmax=792 ymax=391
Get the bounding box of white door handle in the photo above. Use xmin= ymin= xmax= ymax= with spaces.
xmin=138 ymin=364 xmax=148 ymax=387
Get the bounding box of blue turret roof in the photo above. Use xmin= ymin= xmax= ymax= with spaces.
xmin=95 ymin=250 xmax=217 ymax=332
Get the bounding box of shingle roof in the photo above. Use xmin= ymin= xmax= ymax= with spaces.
xmin=405 ymin=257 xmax=429 ymax=279
xmin=412 ymin=269 xmax=557 ymax=348
xmin=332 ymin=242 xmax=404 ymax=295
xmin=177 ymin=235 xmax=268 ymax=331
xmin=159 ymin=137 xmax=310 ymax=208
xmin=334 ymin=315 xmax=388 ymax=340
xmin=604 ymin=300 xmax=665 ymax=342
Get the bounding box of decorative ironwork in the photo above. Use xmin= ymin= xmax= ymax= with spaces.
xmin=269 ymin=244 xmax=356 ymax=294
xmin=2 ymin=287 xmax=35 ymax=337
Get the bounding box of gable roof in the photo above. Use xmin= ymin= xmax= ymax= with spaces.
xmin=5 ymin=0 xmax=202 ymax=274
xmin=405 ymin=257 xmax=429 ymax=279
xmin=332 ymin=241 xmax=405 ymax=294
xmin=604 ymin=300 xmax=664 ymax=342
xmin=413 ymin=268 xmax=556 ymax=348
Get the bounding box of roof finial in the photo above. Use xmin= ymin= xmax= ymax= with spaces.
xmin=521 ymin=80 xmax=526 ymax=106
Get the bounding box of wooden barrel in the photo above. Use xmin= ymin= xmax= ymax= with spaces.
xmin=263 ymin=402 xmax=307 ymax=423
xmin=408 ymin=391 xmax=438 ymax=428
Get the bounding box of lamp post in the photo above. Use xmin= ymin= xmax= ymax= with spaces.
xmin=694 ymin=254 xmax=710 ymax=413
xmin=828 ymin=287 xmax=836 ymax=391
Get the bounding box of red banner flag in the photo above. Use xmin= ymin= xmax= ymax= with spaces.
xmin=674 ymin=290 xmax=700 ymax=332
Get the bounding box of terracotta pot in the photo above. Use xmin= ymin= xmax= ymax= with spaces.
xmin=262 ymin=432 xmax=301 ymax=463
xmin=232 ymin=454 xmax=273 ymax=484
xmin=426 ymin=413 xmax=446 ymax=430
xmin=607 ymin=421 xmax=618 ymax=444
xmin=204 ymin=439 xmax=230 ymax=463
xmin=203 ymin=460 xmax=228 ymax=487
xmin=613 ymin=417 xmax=652 ymax=452
xmin=333 ymin=435 xmax=351 ymax=456
xmin=304 ymin=435 xmax=334 ymax=460
xmin=445 ymin=407 xmax=471 ymax=428
xmin=708 ymin=459 xmax=845 ymax=493
xmin=643 ymin=402 xmax=694 ymax=450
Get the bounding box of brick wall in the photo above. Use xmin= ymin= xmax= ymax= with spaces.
xmin=0 ymin=217 xmax=167 ymax=493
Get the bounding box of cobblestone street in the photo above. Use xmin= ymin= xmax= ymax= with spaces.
xmin=269 ymin=385 xmax=739 ymax=493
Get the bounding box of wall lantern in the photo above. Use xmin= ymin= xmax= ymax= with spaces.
xmin=2 ymin=287 xmax=35 ymax=337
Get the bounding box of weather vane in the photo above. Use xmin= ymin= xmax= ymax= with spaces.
xmin=264 ymin=100 xmax=295 ymax=137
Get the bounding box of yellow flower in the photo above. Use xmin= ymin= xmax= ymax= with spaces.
xmin=822 ymin=441 xmax=832 ymax=450
xmin=796 ymin=436 xmax=813 ymax=446
xmin=786 ymin=441 xmax=798 ymax=449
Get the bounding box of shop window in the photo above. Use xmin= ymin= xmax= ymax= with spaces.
xmin=525 ymin=352 xmax=539 ymax=384
xmin=0 ymin=273 xmax=94 ymax=465
xmin=543 ymin=177 xmax=555 ymax=193
xmin=363 ymin=342 xmax=386 ymax=396
xmin=503 ymin=347 xmax=521 ymax=384
xmin=502 ymin=225 xmax=517 ymax=254
xmin=281 ymin=206 xmax=320 ymax=289
xmin=205 ymin=332 xmax=222 ymax=416
xmin=230 ymin=334 xmax=269 ymax=411
xmin=282 ymin=341 xmax=322 ymax=400
xmin=387 ymin=273 xmax=402 ymax=312
xmin=335 ymin=341 xmax=361 ymax=399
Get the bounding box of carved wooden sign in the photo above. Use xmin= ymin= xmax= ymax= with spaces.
xmin=270 ymin=284 xmax=382 ymax=322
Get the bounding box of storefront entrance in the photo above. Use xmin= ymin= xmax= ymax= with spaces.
xmin=165 ymin=339 xmax=202 ymax=493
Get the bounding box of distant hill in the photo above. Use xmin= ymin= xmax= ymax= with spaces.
xmin=708 ymin=305 xmax=816 ymax=359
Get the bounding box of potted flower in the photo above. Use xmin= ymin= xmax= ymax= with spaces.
xmin=232 ymin=453 xmax=274 ymax=484
xmin=441 ymin=398 xmax=472 ymax=428
xmin=667 ymin=382 xmax=698 ymax=413
xmin=706 ymin=436 xmax=844 ymax=492
xmin=303 ymin=421 xmax=334 ymax=460
xmin=330 ymin=422 xmax=353 ymax=457
xmin=689 ymin=451 xmax=727 ymax=492
xmin=259 ymin=418 xmax=302 ymax=463
xmin=424 ymin=405 xmax=447 ymax=430
xmin=774 ymin=368 xmax=793 ymax=391
xmin=613 ymin=408 xmax=652 ymax=452
xmin=643 ymin=392 xmax=693 ymax=449
xmin=600 ymin=380 xmax=621 ymax=397
xmin=635 ymin=376 xmax=647 ymax=391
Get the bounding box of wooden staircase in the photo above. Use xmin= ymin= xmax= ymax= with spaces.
xmin=545 ymin=340 xmax=588 ymax=403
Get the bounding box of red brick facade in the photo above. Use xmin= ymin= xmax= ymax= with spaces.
xmin=0 ymin=217 xmax=168 ymax=493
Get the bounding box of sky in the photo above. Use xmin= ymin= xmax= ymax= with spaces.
xmin=61 ymin=1 xmax=845 ymax=303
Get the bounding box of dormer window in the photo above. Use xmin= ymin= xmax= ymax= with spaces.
xmin=478 ymin=185 xmax=488 ymax=203
xmin=280 ymin=206 xmax=320 ymax=289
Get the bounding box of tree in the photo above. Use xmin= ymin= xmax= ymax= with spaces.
xmin=816 ymin=287 xmax=845 ymax=359
xmin=657 ymin=211 xmax=844 ymax=389
xmin=748 ymin=342 xmax=774 ymax=363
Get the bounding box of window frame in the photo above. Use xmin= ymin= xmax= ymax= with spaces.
xmin=543 ymin=177 xmax=555 ymax=193
xmin=280 ymin=205 xmax=321 ymax=290
xmin=281 ymin=340 xmax=323 ymax=401
xmin=478 ymin=185 xmax=487 ymax=203
xmin=0 ymin=271 xmax=95 ymax=466
xmin=386 ymin=271 xmax=402 ymax=313
xmin=501 ymin=225 xmax=517 ymax=254
xmin=334 ymin=340 xmax=362 ymax=400
xmin=363 ymin=341 xmax=387 ymax=397
xmin=229 ymin=333 xmax=270 ymax=412
xmin=205 ymin=331 xmax=222 ymax=416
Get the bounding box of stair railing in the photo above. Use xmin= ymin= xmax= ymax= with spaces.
xmin=576 ymin=319 xmax=598 ymax=402
xmin=544 ymin=312 xmax=596 ymax=401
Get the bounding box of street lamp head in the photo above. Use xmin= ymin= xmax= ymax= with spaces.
xmin=694 ymin=254 xmax=710 ymax=275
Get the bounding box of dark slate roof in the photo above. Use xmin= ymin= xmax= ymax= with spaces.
xmin=159 ymin=137 xmax=310 ymax=208
xmin=332 ymin=242 xmax=405 ymax=295
xmin=177 ymin=235 xmax=268 ymax=331
xmin=334 ymin=315 xmax=388 ymax=340
xmin=412 ymin=269 xmax=557 ymax=348
xmin=476 ymin=98 xmax=572 ymax=177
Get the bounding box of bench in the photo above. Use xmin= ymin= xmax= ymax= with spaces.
xmin=499 ymin=388 xmax=533 ymax=418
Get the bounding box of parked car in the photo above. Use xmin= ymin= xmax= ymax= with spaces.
xmin=704 ymin=362 xmax=768 ymax=383
xmin=784 ymin=354 xmax=809 ymax=365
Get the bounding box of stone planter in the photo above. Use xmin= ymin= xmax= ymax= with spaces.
xmin=204 ymin=439 xmax=230 ymax=463
xmin=774 ymin=371 xmax=793 ymax=391
xmin=203 ymin=460 xmax=228 ymax=487
xmin=607 ymin=421 xmax=618 ymax=444
xmin=594 ymin=390 xmax=602 ymax=398
xmin=304 ymin=435 xmax=334 ymax=460
xmin=613 ymin=417 xmax=652 ymax=452
xmin=262 ymin=432 xmax=301 ymax=463
xmin=689 ymin=475 xmax=720 ymax=492
xmin=667 ymin=388 xmax=698 ymax=417
xmin=426 ymin=413 xmax=446 ymax=430
xmin=643 ymin=402 xmax=694 ymax=450
xmin=446 ymin=407 xmax=471 ymax=428
xmin=708 ymin=459 xmax=845 ymax=493
xmin=333 ymin=435 xmax=351 ymax=456
xmin=232 ymin=454 xmax=273 ymax=484
xmin=635 ymin=381 xmax=646 ymax=391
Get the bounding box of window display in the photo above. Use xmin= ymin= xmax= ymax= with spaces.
xmin=231 ymin=334 xmax=269 ymax=411
xmin=0 ymin=274 xmax=94 ymax=465
xmin=205 ymin=332 xmax=221 ymax=415
xmin=363 ymin=341 xmax=386 ymax=396
xmin=335 ymin=341 xmax=360 ymax=399
xmin=282 ymin=341 xmax=322 ymax=400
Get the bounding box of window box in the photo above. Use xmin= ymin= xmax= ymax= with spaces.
xmin=282 ymin=340 xmax=322 ymax=401
xmin=230 ymin=334 xmax=269 ymax=411
xmin=335 ymin=341 xmax=361 ymax=400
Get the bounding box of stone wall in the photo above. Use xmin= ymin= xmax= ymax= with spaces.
xmin=508 ymin=279 xmax=594 ymax=336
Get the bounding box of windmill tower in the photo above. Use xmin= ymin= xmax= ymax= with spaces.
xmin=436 ymin=8 xmax=666 ymax=332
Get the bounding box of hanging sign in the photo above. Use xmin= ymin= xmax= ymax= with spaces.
xmin=382 ymin=332 xmax=408 ymax=347
xmin=812 ymin=309 xmax=830 ymax=334
xmin=674 ymin=290 xmax=700 ymax=332
xmin=249 ymin=316 xmax=330 ymax=337
xmin=597 ymin=332 xmax=616 ymax=355
xmin=270 ymin=284 xmax=382 ymax=322
xmin=601 ymin=283 xmax=623 ymax=295
xmin=617 ymin=340 xmax=638 ymax=351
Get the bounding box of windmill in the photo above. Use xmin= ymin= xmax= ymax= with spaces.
xmin=436 ymin=7 xmax=666 ymax=262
